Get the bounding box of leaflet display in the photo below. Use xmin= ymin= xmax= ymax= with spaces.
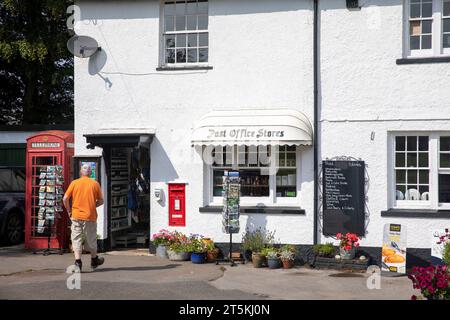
xmin=222 ymin=171 xmax=240 ymax=234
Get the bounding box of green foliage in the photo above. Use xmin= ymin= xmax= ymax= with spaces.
xmin=261 ymin=247 xmax=278 ymax=258
xmin=443 ymin=242 xmax=450 ymax=267
xmin=0 ymin=0 xmax=74 ymax=124
xmin=313 ymin=243 xmax=335 ymax=257
xmin=241 ymin=228 xmax=276 ymax=253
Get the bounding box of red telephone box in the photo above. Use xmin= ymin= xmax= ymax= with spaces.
xmin=25 ymin=131 xmax=74 ymax=250
xmin=168 ymin=183 xmax=186 ymax=226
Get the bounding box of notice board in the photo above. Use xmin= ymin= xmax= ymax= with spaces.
xmin=322 ymin=160 xmax=365 ymax=236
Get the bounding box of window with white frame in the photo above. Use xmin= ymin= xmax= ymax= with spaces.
xmin=162 ymin=0 xmax=209 ymax=65
xmin=209 ymin=146 xmax=299 ymax=203
xmin=392 ymin=133 xmax=450 ymax=209
xmin=405 ymin=0 xmax=450 ymax=56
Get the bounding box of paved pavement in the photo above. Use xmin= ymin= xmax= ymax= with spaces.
xmin=0 ymin=245 xmax=418 ymax=300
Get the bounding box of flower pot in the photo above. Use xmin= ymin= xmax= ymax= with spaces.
xmin=207 ymin=248 xmax=219 ymax=262
xmin=191 ymin=252 xmax=206 ymax=264
xmin=156 ymin=245 xmax=168 ymax=259
xmin=267 ymin=258 xmax=281 ymax=269
xmin=244 ymin=250 xmax=253 ymax=262
xmin=281 ymin=259 xmax=294 ymax=269
xmin=339 ymin=247 xmax=356 ymax=260
xmin=251 ymin=252 xmax=265 ymax=268
xmin=167 ymin=249 xmax=190 ymax=261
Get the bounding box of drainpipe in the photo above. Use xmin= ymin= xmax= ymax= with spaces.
xmin=313 ymin=0 xmax=319 ymax=245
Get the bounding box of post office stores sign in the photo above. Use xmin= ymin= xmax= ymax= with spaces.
xmin=207 ymin=128 xmax=285 ymax=140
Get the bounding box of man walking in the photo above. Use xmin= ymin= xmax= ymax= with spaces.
xmin=63 ymin=164 xmax=104 ymax=272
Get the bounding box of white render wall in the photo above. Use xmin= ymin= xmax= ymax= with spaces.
xmin=74 ymin=0 xmax=316 ymax=243
xmin=319 ymin=0 xmax=450 ymax=248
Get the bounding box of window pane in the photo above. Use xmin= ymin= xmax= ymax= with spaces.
xmin=175 ymin=1 xmax=186 ymax=15
xmin=176 ymin=34 xmax=186 ymax=47
xmin=199 ymin=32 xmax=208 ymax=46
xmin=165 ymin=2 xmax=175 ymax=15
xmin=410 ymin=3 xmax=421 ymax=18
xmin=410 ymin=20 xmax=421 ymax=35
xmin=407 ymin=170 xmax=417 ymax=184
xmin=410 ymin=35 xmax=420 ymax=49
xmin=396 ymin=185 xmax=406 ymax=200
xmin=444 ymin=33 xmax=450 ymax=48
xmin=186 ymin=1 xmax=197 ymax=14
xmin=407 ymin=153 xmax=417 ymax=167
xmin=188 ymin=34 xmax=197 ymax=47
xmin=418 ymin=136 xmax=428 ymax=151
xmin=199 ymin=48 xmax=208 ymax=62
xmin=240 ymin=170 xmax=269 ymax=197
xmin=198 ymin=15 xmax=208 ymax=29
xmin=286 ymin=152 xmax=296 ymax=167
xmin=441 ymin=137 xmax=450 ymax=151
xmin=407 ymin=136 xmax=417 ymax=151
xmin=396 ymin=169 xmax=406 ymax=184
xmin=419 ymin=186 xmax=430 ymax=200
xmin=198 ymin=0 xmax=208 ymax=14
xmin=213 ymin=169 xmax=225 ymax=197
xmin=439 ymin=174 xmax=450 ymax=202
xmin=0 ymin=169 xmax=12 ymax=191
xmin=422 ymin=20 xmax=432 ymax=33
xmin=422 ymin=3 xmax=432 ymax=17
xmin=175 ymin=16 xmax=186 ymax=30
xmin=419 ymin=170 xmax=429 ymax=184
xmin=405 ymin=187 xmax=421 ymax=200
xmin=276 ymin=169 xmax=297 ymax=198
xmin=422 ymin=35 xmax=432 ymax=49
xmin=165 ymin=34 xmax=175 ymax=48
xmin=187 ymin=15 xmax=197 ymax=30
xmin=165 ymin=15 xmax=175 ymax=31
xmin=187 ymin=49 xmax=197 ymax=62
xmin=396 ymin=152 xmax=405 ymax=167
xmin=395 ymin=136 xmax=405 ymax=151
xmin=444 ymin=19 xmax=450 ymax=33
xmin=445 ymin=1 xmax=450 ymax=16
xmin=418 ymin=153 xmax=429 ymax=167
xmin=165 ymin=49 xmax=175 ymax=63
xmin=176 ymin=48 xmax=186 ymax=63
xmin=440 ymin=154 xmax=450 ymax=168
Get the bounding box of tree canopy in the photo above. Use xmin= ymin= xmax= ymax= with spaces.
xmin=0 ymin=0 xmax=74 ymax=125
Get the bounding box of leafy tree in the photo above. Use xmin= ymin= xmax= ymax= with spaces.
xmin=0 ymin=0 xmax=74 ymax=125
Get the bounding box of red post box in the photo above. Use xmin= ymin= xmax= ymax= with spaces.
xmin=25 ymin=131 xmax=74 ymax=250
xmin=168 ymin=183 xmax=186 ymax=227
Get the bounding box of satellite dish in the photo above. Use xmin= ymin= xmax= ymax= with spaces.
xmin=67 ymin=35 xmax=100 ymax=58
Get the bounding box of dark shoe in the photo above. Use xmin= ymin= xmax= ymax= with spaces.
xmin=75 ymin=260 xmax=82 ymax=272
xmin=91 ymin=256 xmax=104 ymax=269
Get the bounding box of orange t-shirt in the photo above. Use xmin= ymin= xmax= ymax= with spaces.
xmin=64 ymin=176 xmax=102 ymax=221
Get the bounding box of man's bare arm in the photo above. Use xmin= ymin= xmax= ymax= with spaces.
xmin=96 ymin=198 xmax=104 ymax=207
xmin=63 ymin=195 xmax=71 ymax=217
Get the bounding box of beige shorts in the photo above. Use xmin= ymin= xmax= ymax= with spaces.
xmin=71 ymin=219 xmax=97 ymax=252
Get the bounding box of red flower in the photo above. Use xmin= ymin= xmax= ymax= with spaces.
xmin=411 ymin=295 xmax=417 ymax=300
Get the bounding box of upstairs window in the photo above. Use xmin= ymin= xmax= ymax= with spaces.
xmin=162 ymin=0 xmax=209 ymax=65
xmin=405 ymin=0 xmax=450 ymax=56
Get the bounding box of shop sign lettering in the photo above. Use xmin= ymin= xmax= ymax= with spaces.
xmin=31 ymin=142 xmax=61 ymax=148
xmin=207 ymin=128 xmax=284 ymax=140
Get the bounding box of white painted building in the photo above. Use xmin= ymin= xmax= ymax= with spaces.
xmin=73 ymin=0 xmax=450 ymax=264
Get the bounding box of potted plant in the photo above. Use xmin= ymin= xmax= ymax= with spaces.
xmin=205 ymin=241 xmax=220 ymax=262
xmin=280 ymin=244 xmax=296 ymax=269
xmin=151 ymin=229 xmax=174 ymax=259
xmin=313 ymin=243 xmax=335 ymax=258
xmin=167 ymin=231 xmax=191 ymax=261
xmin=242 ymin=228 xmax=275 ymax=267
xmin=188 ymin=234 xmax=208 ymax=264
xmin=408 ymin=265 xmax=450 ymax=300
xmin=262 ymin=247 xmax=281 ymax=269
xmin=336 ymin=233 xmax=360 ymax=260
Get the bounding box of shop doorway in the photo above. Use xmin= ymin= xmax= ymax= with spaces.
xmin=108 ymin=146 xmax=150 ymax=249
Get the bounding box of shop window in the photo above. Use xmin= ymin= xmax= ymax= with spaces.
xmin=404 ymin=0 xmax=450 ymax=56
xmin=210 ymin=146 xmax=298 ymax=203
xmin=162 ymin=0 xmax=209 ymax=65
xmin=391 ymin=133 xmax=450 ymax=209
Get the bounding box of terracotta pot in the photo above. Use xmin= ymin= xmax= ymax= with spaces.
xmin=206 ymin=248 xmax=219 ymax=262
xmin=252 ymin=252 xmax=265 ymax=268
xmin=282 ymin=259 xmax=294 ymax=269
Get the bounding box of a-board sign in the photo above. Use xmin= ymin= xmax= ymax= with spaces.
xmin=382 ymin=224 xmax=407 ymax=274
xmin=322 ymin=160 xmax=365 ymax=236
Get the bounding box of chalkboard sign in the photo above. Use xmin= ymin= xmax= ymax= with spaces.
xmin=322 ymin=160 xmax=365 ymax=236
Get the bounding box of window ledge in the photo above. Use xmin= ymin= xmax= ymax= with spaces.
xmin=381 ymin=208 xmax=450 ymax=218
xmin=199 ymin=205 xmax=305 ymax=215
xmin=156 ymin=65 xmax=213 ymax=71
xmin=396 ymin=56 xmax=450 ymax=65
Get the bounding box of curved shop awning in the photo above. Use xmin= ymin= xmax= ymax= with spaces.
xmin=191 ymin=109 xmax=313 ymax=146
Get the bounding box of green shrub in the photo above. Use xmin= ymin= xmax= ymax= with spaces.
xmin=443 ymin=242 xmax=450 ymax=266
xmin=313 ymin=243 xmax=335 ymax=257
xmin=241 ymin=228 xmax=275 ymax=253
xmin=261 ymin=247 xmax=278 ymax=257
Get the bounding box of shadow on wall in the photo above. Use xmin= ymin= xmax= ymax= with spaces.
xmin=88 ymin=49 xmax=113 ymax=89
xmin=244 ymin=212 xmax=268 ymax=235
xmin=150 ymin=137 xmax=179 ymax=183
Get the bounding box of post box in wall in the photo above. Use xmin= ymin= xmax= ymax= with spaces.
xmin=168 ymin=183 xmax=186 ymax=226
